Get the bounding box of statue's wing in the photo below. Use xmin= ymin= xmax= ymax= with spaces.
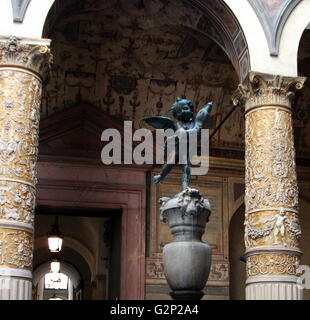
xmin=141 ymin=116 xmax=176 ymax=131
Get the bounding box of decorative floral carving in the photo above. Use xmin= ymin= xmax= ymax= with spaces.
xmin=0 ymin=70 xmax=41 ymax=185
xmin=208 ymin=262 xmax=229 ymax=281
xmin=0 ymin=229 xmax=33 ymax=269
xmin=159 ymin=188 xmax=211 ymax=222
xmin=146 ymin=259 xmax=165 ymax=279
xmin=0 ymin=181 xmax=35 ymax=224
xmin=239 ymin=75 xmax=303 ymax=251
xmin=0 ymin=36 xmax=52 ymax=79
xmin=247 ymin=253 xmax=299 ymax=277
xmin=233 ymin=71 xmax=305 ymax=110
xmin=146 ymin=258 xmax=229 ymax=282
xmin=244 ymin=209 xmax=301 ymax=248
xmin=244 ymin=109 xmax=299 ymax=213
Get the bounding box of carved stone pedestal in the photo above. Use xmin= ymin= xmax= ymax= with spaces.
xmin=160 ymin=188 xmax=212 ymax=300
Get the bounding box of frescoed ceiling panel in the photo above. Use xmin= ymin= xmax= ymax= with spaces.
xmin=44 ymin=0 xmax=249 ymax=81
xmin=43 ymin=0 xmax=244 ymax=155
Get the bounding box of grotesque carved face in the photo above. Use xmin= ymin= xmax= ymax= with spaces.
xmin=171 ymin=98 xmax=194 ymax=122
xmin=178 ymin=188 xmax=210 ymax=220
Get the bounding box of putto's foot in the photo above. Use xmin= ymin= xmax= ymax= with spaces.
xmin=154 ymin=175 xmax=162 ymax=184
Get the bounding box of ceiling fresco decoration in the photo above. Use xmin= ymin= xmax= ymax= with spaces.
xmin=41 ymin=0 xmax=310 ymax=162
xmin=248 ymin=0 xmax=302 ymax=56
xmin=44 ymin=0 xmax=250 ymax=82
xmin=188 ymin=0 xmax=249 ymax=81
xmin=42 ymin=0 xmax=245 ymax=156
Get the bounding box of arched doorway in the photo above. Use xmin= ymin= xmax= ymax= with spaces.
xmin=33 ymin=208 xmax=124 ymax=300
xmin=33 ymin=261 xmax=81 ymax=300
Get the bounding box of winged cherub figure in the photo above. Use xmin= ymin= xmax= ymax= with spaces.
xmin=142 ymin=97 xmax=213 ymax=190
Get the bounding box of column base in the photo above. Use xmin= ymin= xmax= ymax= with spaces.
xmin=246 ymin=275 xmax=303 ymax=300
xmin=0 ymin=277 xmax=32 ymax=300
xmin=0 ymin=268 xmax=32 ymax=300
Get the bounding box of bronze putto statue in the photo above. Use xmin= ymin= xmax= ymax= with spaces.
xmin=142 ymin=97 xmax=213 ymax=190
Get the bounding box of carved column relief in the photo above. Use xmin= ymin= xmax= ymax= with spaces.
xmin=234 ymin=72 xmax=306 ymax=300
xmin=0 ymin=36 xmax=51 ymax=300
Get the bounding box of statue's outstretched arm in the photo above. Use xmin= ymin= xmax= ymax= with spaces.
xmin=195 ymin=102 xmax=213 ymax=129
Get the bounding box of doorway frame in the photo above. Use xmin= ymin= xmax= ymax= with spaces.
xmin=36 ymin=159 xmax=147 ymax=300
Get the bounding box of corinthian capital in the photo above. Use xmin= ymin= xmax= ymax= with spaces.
xmin=233 ymin=71 xmax=306 ymax=111
xmin=0 ymin=36 xmax=52 ymax=80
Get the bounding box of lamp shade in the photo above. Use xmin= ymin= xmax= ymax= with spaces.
xmin=48 ymin=236 xmax=63 ymax=253
xmin=47 ymin=216 xmax=64 ymax=253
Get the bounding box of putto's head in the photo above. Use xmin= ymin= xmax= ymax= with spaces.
xmin=171 ymin=97 xmax=194 ymax=122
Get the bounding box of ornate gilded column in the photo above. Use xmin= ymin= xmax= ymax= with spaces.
xmin=0 ymin=36 xmax=51 ymax=300
xmin=234 ymin=71 xmax=306 ymax=300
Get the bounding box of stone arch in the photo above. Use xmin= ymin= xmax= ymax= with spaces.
xmin=280 ymin=0 xmax=310 ymax=76
xmin=247 ymin=0 xmax=302 ymax=57
xmin=0 ymin=0 xmax=54 ymax=38
xmin=9 ymin=0 xmax=308 ymax=78
xmin=187 ymin=0 xmax=250 ymax=81
xmin=9 ymin=1 xmax=310 ymax=78
xmin=32 ymin=241 xmax=93 ymax=299
xmin=33 ymin=260 xmax=81 ymax=288
xmin=224 ymin=0 xmax=310 ymax=77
